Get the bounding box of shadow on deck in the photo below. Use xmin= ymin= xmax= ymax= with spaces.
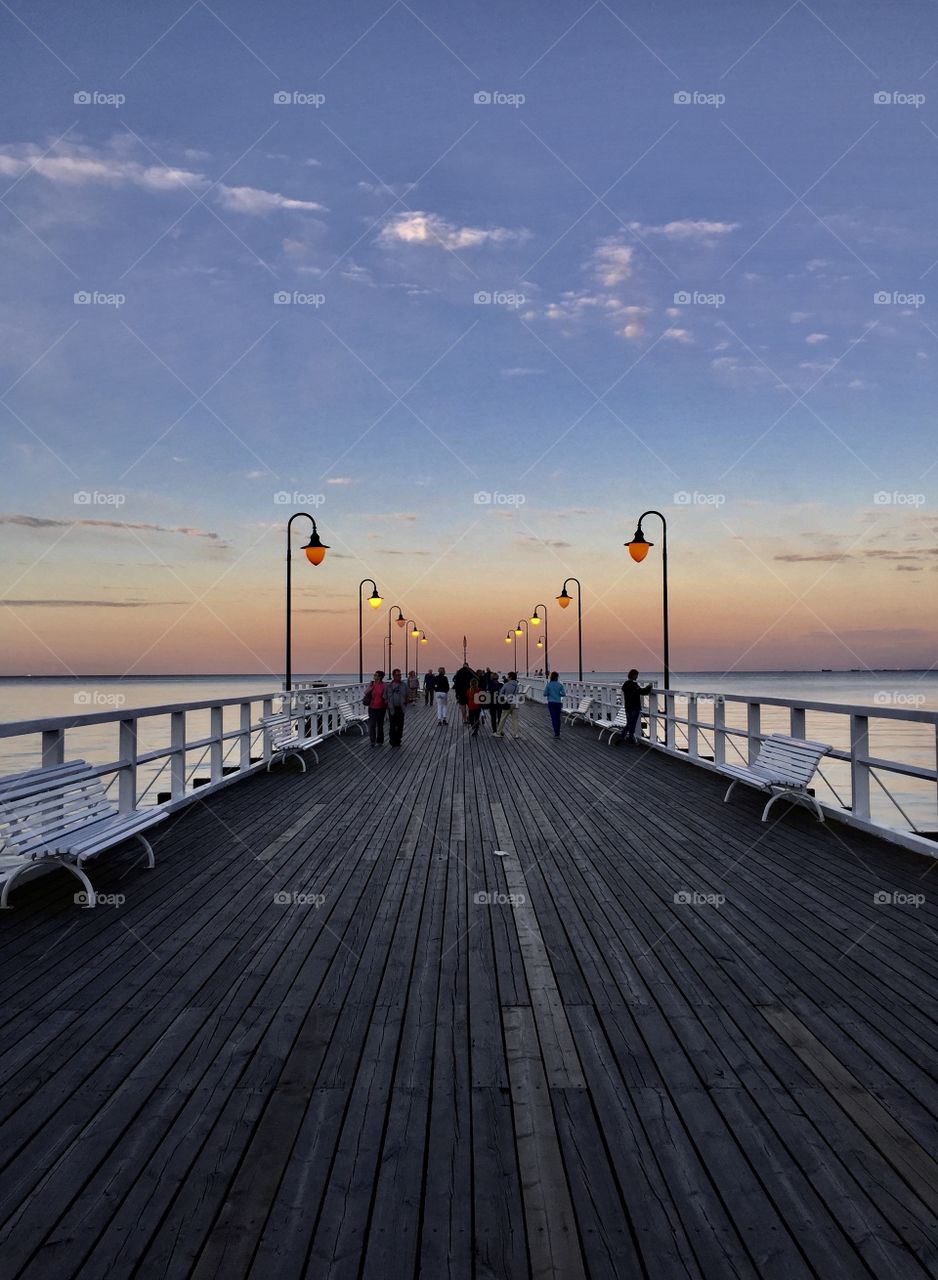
xmin=1 ymin=702 xmax=937 ymax=1279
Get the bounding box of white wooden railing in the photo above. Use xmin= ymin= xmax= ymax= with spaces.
xmin=519 ymin=678 xmax=938 ymax=857
xmin=0 ymin=682 xmax=367 ymax=814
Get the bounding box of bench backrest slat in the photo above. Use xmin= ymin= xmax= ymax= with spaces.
xmin=0 ymin=761 xmax=115 ymax=857
xmin=754 ymin=735 xmax=829 ymax=783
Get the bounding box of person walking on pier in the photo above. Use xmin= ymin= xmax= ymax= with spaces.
xmin=363 ymin=670 xmax=387 ymax=747
xmin=498 ymin=672 xmax=520 ymax=738
xmin=386 ymin=668 xmax=410 ymax=747
xmin=423 ymin=669 xmax=435 ymax=706
xmin=487 ymin=671 xmax=504 ymax=735
xmin=467 ymin=677 xmax=483 ymax=736
xmin=619 ymin=669 xmax=654 ymax=744
xmin=453 ymin=662 xmax=472 ymax=724
xmin=407 ymin=670 xmax=420 ymax=704
xmin=544 ymin=671 xmax=566 ymax=738
xmin=434 ymin=667 xmax=450 ymax=724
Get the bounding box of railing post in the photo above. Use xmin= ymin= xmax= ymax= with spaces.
xmin=210 ymin=705 xmax=224 ymax=783
xmin=170 ymin=710 xmax=186 ymax=801
xmin=648 ymin=690 xmax=659 ymax=745
xmin=713 ymin=698 xmax=726 ymax=766
xmin=747 ymin=703 xmax=761 ymax=764
xmin=687 ymin=695 xmax=699 ymax=758
xmin=239 ymin=702 xmax=252 ymax=771
xmin=850 ymin=714 xmax=871 ymax=820
xmin=118 ymin=717 xmax=138 ymax=814
xmin=790 ymin=706 xmax=806 ymax=740
xmin=262 ymin=698 xmax=274 ymax=762
xmin=41 ymin=728 xmax=65 ymax=769
xmin=665 ymin=692 xmax=676 ymax=749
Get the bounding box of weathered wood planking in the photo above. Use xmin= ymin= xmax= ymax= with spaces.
xmin=0 ymin=700 xmax=936 ymax=1279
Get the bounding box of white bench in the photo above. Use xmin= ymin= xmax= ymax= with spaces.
xmin=260 ymin=713 xmax=324 ymax=772
xmin=335 ymin=699 xmax=367 ymax=736
xmin=0 ymin=760 xmax=165 ymax=909
xmin=564 ymin=696 xmax=594 ymax=727
xmin=595 ymin=707 xmax=630 ymax=744
xmin=721 ymin=734 xmax=831 ymax=822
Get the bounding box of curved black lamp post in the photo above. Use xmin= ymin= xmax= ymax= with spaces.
xmin=513 ymin=619 xmax=530 ymax=677
xmin=404 ymin=619 xmax=419 ymax=673
xmin=285 ymin=512 xmax=328 ymax=692
xmin=387 ymin=605 xmax=405 ymax=673
xmin=626 ymin=510 xmax=669 ymax=689
xmin=556 ymin=577 xmax=583 ymax=681
xmin=530 ymin=603 xmax=548 ymax=675
xmin=358 ymin=579 xmax=383 ymax=682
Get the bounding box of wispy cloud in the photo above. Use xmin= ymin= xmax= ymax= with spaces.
xmin=378 ymin=211 xmax=529 ymax=250
xmin=0 ymin=141 xmax=325 ymax=215
xmin=1 ymin=598 xmax=186 ymax=608
xmin=1 ymin=514 xmax=226 ymax=542
xmin=627 ymin=219 xmax=739 ymax=241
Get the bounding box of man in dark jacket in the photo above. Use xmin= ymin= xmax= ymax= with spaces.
xmin=620 ymin=669 xmax=653 ymax=744
xmin=385 ymin=669 xmax=410 ymax=746
xmin=423 ymin=669 xmax=435 ymax=705
xmin=452 ymin=664 xmax=473 ymax=723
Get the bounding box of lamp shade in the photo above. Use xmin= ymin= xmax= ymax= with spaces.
xmin=557 ymin=588 xmax=571 ymax=608
xmin=626 ymin=527 xmax=652 ymax=563
xmin=505 ymin=633 xmax=512 ymax=644
xmin=530 ymin=613 xmax=540 ymax=625
xmin=396 ymin=616 xmax=406 ymax=628
xmin=303 ymin=530 xmax=329 ymax=565
xmin=411 ymin=626 xmax=420 ymax=637
xmin=368 ymin=590 xmax=383 ymax=608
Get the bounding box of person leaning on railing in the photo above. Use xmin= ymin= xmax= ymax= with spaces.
xmin=619 ymin=669 xmax=653 ymax=745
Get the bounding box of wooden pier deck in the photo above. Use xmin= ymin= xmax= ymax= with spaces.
xmin=1 ymin=700 xmax=937 ymax=1279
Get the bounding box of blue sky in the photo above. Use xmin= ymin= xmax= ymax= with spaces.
xmin=1 ymin=0 xmax=936 ymax=675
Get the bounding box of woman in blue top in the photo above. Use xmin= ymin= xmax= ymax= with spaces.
xmin=543 ymin=671 xmax=566 ymax=738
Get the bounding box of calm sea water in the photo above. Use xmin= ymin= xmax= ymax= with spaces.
xmin=1 ymin=671 xmax=936 ymax=832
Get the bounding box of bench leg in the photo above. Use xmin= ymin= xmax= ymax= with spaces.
xmin=724 ymin=780 xmax=738 ymax=803
xmin=0 ymin=860 xmax=36 ymax=909
xmin=63 ymin=861 xmax=98 ymax=907
xmin=136 ymin=833 xmax=156 ymax=869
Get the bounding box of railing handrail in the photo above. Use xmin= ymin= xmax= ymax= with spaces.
xmin=517 ymin=678 xmax=938 ymax=724
xmin=0 ymin=683 xmax=367 ymax=738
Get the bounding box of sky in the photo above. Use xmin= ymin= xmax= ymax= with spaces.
xmin=0 ymin=0 xmax=936 ymax=677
